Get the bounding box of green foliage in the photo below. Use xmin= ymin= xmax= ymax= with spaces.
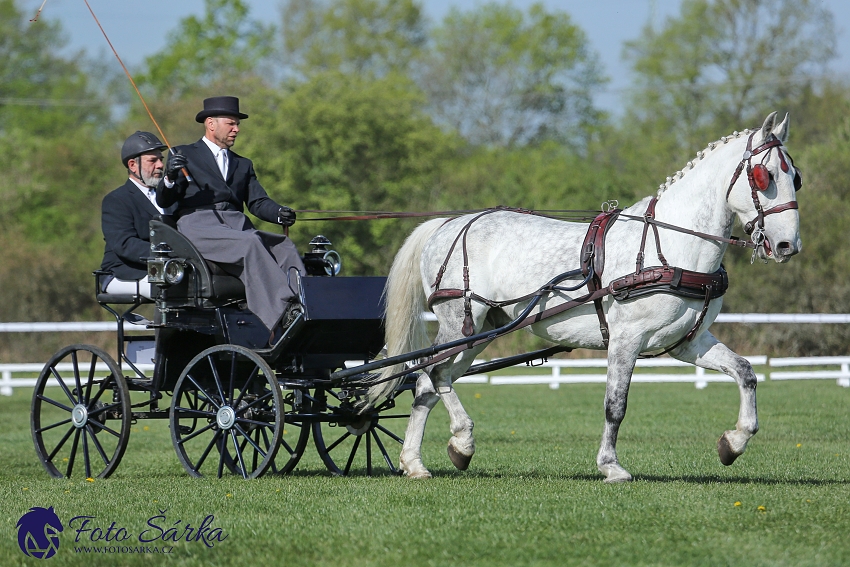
xmin=138 ymin=0 xmax=276 ymax=99
xmin=241 ymin=72 xmax=458 ymax=274
xmin=281 ymin=0 xmax=426 ymax=77
xmin=624 ymin=0 xmax=836 ymax=152
xmin=421 ymin=2 xmax=607 ymax=147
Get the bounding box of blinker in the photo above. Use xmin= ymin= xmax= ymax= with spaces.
xmin=751 ymin=164 xmax=770 ymax=191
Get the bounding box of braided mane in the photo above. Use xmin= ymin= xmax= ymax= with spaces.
xmin=656 ymin=128 xmax=754 ymax=198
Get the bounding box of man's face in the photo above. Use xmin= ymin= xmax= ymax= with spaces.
xmin=129 ymin=151 xmax=164 ymax=188
xmin=208 ymin=116 xmax=240 ymax=149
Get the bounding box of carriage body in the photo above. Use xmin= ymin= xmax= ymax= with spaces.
xmin=30 ymin=218 xmax=412 ymax=480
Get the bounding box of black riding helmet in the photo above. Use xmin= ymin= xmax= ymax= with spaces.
xmin=121 ymin=131 xmax=167 ymax=167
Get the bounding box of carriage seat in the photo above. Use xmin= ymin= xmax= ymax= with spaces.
xmin=148 ymin=217 xmax=245 ymax=301
xmin=93 ymin=270 xmax=154 ymax=305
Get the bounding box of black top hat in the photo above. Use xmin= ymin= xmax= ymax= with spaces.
xmin=195 ymin=96 xmax=249 ymax=123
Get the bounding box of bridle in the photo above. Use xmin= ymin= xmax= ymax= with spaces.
xmin=725 ymin=131 xmax=801 ymax=258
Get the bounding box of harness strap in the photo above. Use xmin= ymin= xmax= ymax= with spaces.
xmin=743 ymin=200 xmax=798 ymax=235
xmin=580 ymin=209 xmax=621 ymax=348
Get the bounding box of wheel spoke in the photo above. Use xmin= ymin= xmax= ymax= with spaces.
xmin=343 ymin=435 xmax=362 ymax=476
xmin=217 ymin=434 xmax=227 ymax=479
xmin=194 ymin=429 xmax=223 ymax=471
xmin=86 ymin=419 xmax=121 ymax=438
xmin=236 ymin=390 xmax=274 ymax=414
xmin=372 ymin=429 xmax=397 ymax=472
xmin=176 ymin=421 xmax=217 ymax=445
xmin=366 ymin=429 xmax=373 ymax=476
xmin=46 ymin=425 xmax=76 ymax=461
xmin=232 ymin=366 xmax=260 ymax=409
xmin=86 ymin=425 xmax=110 ymax=466
xmin=50 ymin=367 xmax=77 ymax=406
xmin=85 ymin=356 xmax=97 ymax=401
xmin=228 ymin=351 xmax=237 ymax=404
xmin=82 ymin=426 xmax=92 ymax=478
xmin=35 ymin=417 xmax=73 ymax=434
xmin=66 ymin=429 xmax=81 ymax=477
xmin=230 ymin=430 xmax=248 ymax=479
xmin=71 ymin=351 xmax=83 ymax=400
xmin=325 ymin=431 xmax=352 ymax=454
xmin=207 ymin=354 xmax=227 ymax=404
xmin=375 ymin=423 xmax=405 ymax=445
xmin=232 ymin=423 xmax=269 ymax=458
xmin=36 ymin=394 xmax=73 ymax=413
xmin=87 ymin=402 xmax=122 ymax=419
xmin=185 ymin=374 xmax=221 ymax=411
xmin=88 ymin=375 xmax=114 ymax=407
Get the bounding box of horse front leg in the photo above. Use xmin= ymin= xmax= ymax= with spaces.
xmin=597 ymin=339 xmax=641 ymax=483
xmin=399 ymin=373 xmax=439 ymax=479
xmin=672 ymin=331 xmax=758 ymax=465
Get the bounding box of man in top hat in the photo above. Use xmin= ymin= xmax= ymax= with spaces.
xmin=157 ymin=96 xmax=304 ymax=343
xmin=101 ymin=131 xmax=174 ymax=299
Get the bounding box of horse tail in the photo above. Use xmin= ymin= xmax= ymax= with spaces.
xmin=360 ymin=218 xmax=445 ymax=411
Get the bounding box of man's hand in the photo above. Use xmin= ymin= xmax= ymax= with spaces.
xmin=278 ymin=206 xmax=296 ymax=227
xmin=165 ymin=152 xmax=188 ymax=182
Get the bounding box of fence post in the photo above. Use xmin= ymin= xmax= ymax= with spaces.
xmin=840 ymin=363 xmax=850 ymax=388
xmin=1 ymin=370 xmax=13 ymax=397
xmin=549 ymin=364 xmax=560 ymax=390
xmin=695 ymin=366 xmax=707 ymax=390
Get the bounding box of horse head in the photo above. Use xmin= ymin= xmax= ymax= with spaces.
xmin=726 ymin=111 xmax=802 ymax=263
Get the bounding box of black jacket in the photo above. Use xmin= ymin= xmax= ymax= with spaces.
xmin=156 ymin=139 xmax=281 ymax=222
xmin=100 ymin=180 xmax=158 ymax=280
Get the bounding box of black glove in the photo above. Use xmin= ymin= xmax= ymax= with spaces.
xmin=278 ymin=206 xmax=296 ymax=227
xmin=165 ymin=152 xmax=188 ymax=182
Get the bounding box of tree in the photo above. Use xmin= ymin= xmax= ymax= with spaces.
xmin=418 ymin=2 xmax=606 ymax=148
xmin=623 ymin=0 xmax=836 ymax=153
xmin=280 ymin=0 xmax=426 ymax=78
xmin=138 ymin=0 xmax=275 ymax=99
xmin=240 ymin=72 xmax=457 ymax=274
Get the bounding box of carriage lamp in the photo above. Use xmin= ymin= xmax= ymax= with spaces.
xmin=164 ymin=259 xmax=185 ymax=285
xmin=303 ymin=235 xmax=342 ymax=276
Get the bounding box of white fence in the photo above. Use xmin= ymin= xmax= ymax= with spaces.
xmin=4 ymin=356 xmax=848 ymax=396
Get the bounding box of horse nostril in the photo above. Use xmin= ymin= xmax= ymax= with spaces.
xmin=777 ymin=241 xmax=795 ymax=255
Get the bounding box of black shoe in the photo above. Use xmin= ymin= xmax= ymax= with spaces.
xmin=268 ymin=303 xmax=303 ymax=346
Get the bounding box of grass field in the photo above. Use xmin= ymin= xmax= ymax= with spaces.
xmin=2 ymin=379 xmax=849 ymax=567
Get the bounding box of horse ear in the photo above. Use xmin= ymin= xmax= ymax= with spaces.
xmin=772 ymin=112 xmax=790 ymax=143
xmin=760 ymin=111 xmax=778 ymax=143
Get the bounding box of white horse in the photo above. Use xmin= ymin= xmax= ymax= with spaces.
xmin=365 ymin=112 xmax=801 ymax=482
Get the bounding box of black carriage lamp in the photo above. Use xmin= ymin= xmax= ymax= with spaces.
xmin=147 ymin=243 xmax=185 ymax=286
xmin=304 ymin=235 xmax=342 ymax=277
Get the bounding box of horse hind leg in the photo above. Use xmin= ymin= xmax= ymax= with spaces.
xmin=671 ymin=331 xmax=758 ymax=466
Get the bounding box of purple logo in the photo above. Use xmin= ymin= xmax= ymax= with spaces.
xmin=17 ymin=507 xmax=63 ymax=559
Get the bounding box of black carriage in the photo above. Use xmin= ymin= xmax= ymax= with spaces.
xmin=30 ymin=218 xmax=414 ymax=479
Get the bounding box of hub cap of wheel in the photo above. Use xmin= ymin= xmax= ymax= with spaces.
xmin=216 ymin=406 xmax=236 ymax=430
xmin=71 ymin=404 xmax=88 ymax=429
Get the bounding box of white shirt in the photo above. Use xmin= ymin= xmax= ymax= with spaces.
xmin=130 ymin=177 xmax=169 ymax=214
xmin=202 ymin=135 xmax=228 ymax=179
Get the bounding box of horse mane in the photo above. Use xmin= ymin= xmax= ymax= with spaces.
xmin=656 ymin=128 xmax=754 ymax=198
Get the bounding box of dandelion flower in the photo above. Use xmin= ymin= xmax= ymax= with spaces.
xmin=796 ymin=443 xmax=801 ymax=448
xmin=226 ymin=493 xmax=232 ymax=498
xmin=758 ymin=505 xmax=766 ymax=512
xmin=734 ymin=501 xmax=741 ymax=507
xmin=474 ymin=393 xmax=482 ymax=399
xmin=86 ymin=477 xmax=95 ymax=483
xmin=143 ymin=426 xmax=150 ymax=431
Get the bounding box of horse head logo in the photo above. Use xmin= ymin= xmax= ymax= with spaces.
xmin=16 ymin=506 xmax=63 ymax=559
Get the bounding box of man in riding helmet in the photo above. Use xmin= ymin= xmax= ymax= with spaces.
xmin=157 ymin=96 xmax=304 ymax=345
xmin=99 ymin=131 xmax=172 ymax=299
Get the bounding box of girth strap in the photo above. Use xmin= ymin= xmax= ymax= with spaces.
xmin=580 ymin=208 xmax=621 ymax=348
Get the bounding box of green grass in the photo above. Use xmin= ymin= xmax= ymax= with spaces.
xmin=2 ymin=380 xmax=849 ymax=566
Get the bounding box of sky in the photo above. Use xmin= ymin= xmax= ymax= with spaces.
xmin=21 ymin=0 xmax=850 ymax=114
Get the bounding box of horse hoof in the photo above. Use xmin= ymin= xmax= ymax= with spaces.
xmin=447 ymin=444 xmax=473 ymax=471
xmin=599 ymin=464 xmax=633 ymax=483
xmin=717 ymin=435 xmax=739 ymax=466
xmin=405 ymin=470 xmax=432 ymax=480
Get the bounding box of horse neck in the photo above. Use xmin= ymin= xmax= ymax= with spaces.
xmin=649 ymin=141 xmax=743 ymax=272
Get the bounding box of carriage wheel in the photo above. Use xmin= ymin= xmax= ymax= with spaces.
xmin=269 ymin=388 xmax=311 ymax=475
xmin=170 ymin=345 xmax=283 ymax=479
xmin=311 ymin=387 xmax=409 ymax=476
xmin=31 ymin=345 xmax=131 ymax=479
